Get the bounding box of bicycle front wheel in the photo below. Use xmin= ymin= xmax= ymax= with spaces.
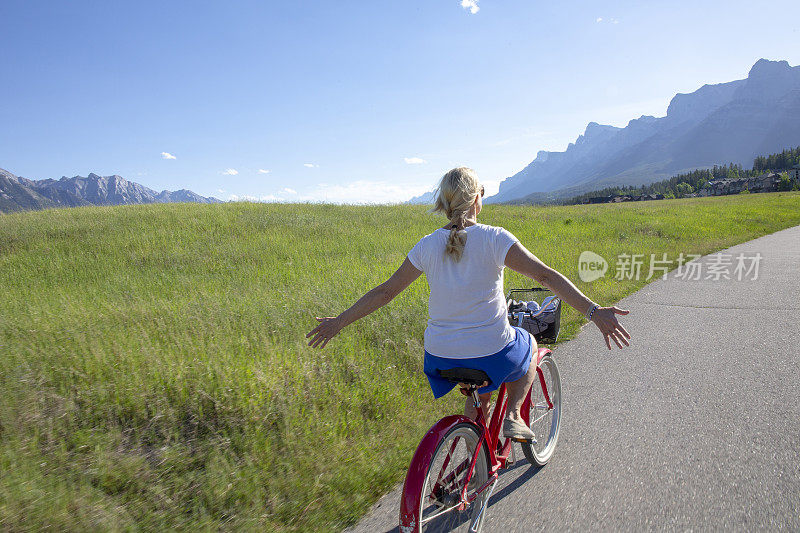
xmin=521 ymin=355 xmax=562 ymax=466
xmin=417 ymin=423 xmax=490 ymax=532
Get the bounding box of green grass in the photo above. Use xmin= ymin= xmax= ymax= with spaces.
xmin=1 ymin=192 xmax=799 ymax=531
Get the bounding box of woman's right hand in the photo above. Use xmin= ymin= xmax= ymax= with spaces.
xmin=591 ymin=307 xmax=631 ymax=350
xmin=306 ymin=316 xmax=344 ymax=349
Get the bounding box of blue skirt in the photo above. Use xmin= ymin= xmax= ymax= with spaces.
xmin=423 ymin=326 xmax=534 ymax=399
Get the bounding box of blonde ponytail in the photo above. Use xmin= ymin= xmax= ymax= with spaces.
xmin=445 ymin=215 xmax=468 ymax=261
xmin=431 ymin=167 xmax=481 ymax=262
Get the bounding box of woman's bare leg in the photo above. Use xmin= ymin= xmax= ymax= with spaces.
xmin=505 ymin=364 xmax=537 ymax=421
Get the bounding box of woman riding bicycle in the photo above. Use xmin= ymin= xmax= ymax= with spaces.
xmin=306 ymin=167 xmax=630 ymax=440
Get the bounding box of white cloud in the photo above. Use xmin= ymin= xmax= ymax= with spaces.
xmin=404 ymin=157 xmax=427 ymax=165
xmin=226 ymin=188 xmax=298 ymax=204
xmin=226 ymin=180 xmax=435 ymax=205
xmin=304 ymin=163 xmax=318 ymax=168
xmin=229 ymin=194 xmax=254 ymax=202
xmin=161 ymin=152 xmax=176 ymax=160
xmin=303 ymin=180 xmax=432 ymax=204
xmin=596 ymin=17 xmax=603 ymax=22
xmin=218 ymin=189 xmax=226 ymax=193
xmin=460 ymin=0 xmax=479 ymax=14
xmin=229 ymin=193 xmax=281 ymax=203
xmin=596 ymin=16 xmax=620 ymax=24
xmin=222 ymin=168 xmax=239 ymax=175
xmin=258 ymin=169 xmax=271 ymax=174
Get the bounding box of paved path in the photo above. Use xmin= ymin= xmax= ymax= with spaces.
xmin=348 ymin=225 xmax=800 ymax=532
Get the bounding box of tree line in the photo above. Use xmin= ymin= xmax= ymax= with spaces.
xmin=566 ymin=146 xmax=800 ymax=204
xmin=753 ymin=146 xmax=800 ymax=172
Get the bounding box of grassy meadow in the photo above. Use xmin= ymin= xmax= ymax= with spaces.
xmin=1 ymin=192 xmax=800 ymax=531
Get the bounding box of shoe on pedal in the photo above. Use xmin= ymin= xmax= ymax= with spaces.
xmin=503 ymin=418 xmax=537 ymax=444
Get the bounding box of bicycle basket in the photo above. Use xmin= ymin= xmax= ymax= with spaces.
xmin=506 ymin=287 xmax=562 ymax=344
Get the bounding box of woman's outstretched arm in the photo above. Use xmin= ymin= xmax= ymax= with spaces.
xmin=306 ymin=258 xmax=422 ymax=349
xmin=504 ymin=242 xmax=631 ymax=350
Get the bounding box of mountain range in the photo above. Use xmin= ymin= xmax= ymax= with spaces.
xmin=5 ymin=58 xmax=799 ymax=211
xmin=0 ymin=169 xmax=221 ymax=214
xmin=474 ymin=58 xmax=800 ymax=203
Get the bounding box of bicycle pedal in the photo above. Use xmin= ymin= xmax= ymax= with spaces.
xmin=510 ymin=437 xmax=536 ymax=444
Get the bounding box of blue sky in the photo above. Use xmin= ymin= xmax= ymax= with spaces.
xmin=1 ymin=1 xmax=799 ymax=203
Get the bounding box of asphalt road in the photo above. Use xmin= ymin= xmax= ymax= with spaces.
xmin=348 ymin=225 xmax=800 ymax=532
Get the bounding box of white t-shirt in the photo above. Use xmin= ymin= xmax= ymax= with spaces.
xmin=407 ymin=223 xmax=519 ymax=358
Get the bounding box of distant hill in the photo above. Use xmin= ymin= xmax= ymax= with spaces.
xmin=0 ymin=168 xmax=221 ymax=214
xmin=407 ymin=190 xmax=436 ymax=205
xmin=487 ymin=59 xmax=800 ymax=204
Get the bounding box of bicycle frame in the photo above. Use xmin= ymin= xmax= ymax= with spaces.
xmin=399 ymin=347 xmax=553 ymax=532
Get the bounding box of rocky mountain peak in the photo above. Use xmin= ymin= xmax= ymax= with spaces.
xmin=584 ymin=121 xmax=618 ymax=137
xmin=488 ymin=58 xmax=800 ymax=204
xmin=628 ymin=115 xmax=657 ymax=127
xmin=0 ymin=168 xmax=222 ymax=213
xmin=748 ymin=58 xmax=791 ymax=79
xmin=666 ymin=79 xmax=742 ymax=123
xmin=1 ymin=168 xmax=19 ymax=182
xmin=574 ymin=122 xmax=620 ymax=147
xmin=737 ymin=58 xmax=800 ymax=102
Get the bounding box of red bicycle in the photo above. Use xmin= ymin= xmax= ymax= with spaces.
xmin=399 ymin=289 xmax=563 ymax=533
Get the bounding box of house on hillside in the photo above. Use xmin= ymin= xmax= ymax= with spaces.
xmin=751 ymin=172 xmax=781 ymax=192
xmin=698 ymin=173 xmax=781 ymax=196
xmin=791 ymin=164 xmax=800 ymax=181
xmin=630 ymin=193 xmax=663 ymax=201
xmin=588 ymin=196 xmax=613 ymax=204
xmin=700 ymin=179 xmax=734 ymax=196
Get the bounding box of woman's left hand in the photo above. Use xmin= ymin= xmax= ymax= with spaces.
xmin=591 ymin=306 xmax=631 ymax=350
xmin=306 ymin=316 xmax=344 ymax=349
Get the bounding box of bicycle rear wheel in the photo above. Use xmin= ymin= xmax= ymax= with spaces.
xmin=521 ymin=355 xmax=562 ymax=466
xmin=417 ymin=423 xmax=490 ymax=532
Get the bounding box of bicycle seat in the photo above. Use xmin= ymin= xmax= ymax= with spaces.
xmin=438 ymin=368 xmax=491 ymax=386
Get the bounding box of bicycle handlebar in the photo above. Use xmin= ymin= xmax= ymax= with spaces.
xmin=509 ymin=297 xmax=559 ymax=330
